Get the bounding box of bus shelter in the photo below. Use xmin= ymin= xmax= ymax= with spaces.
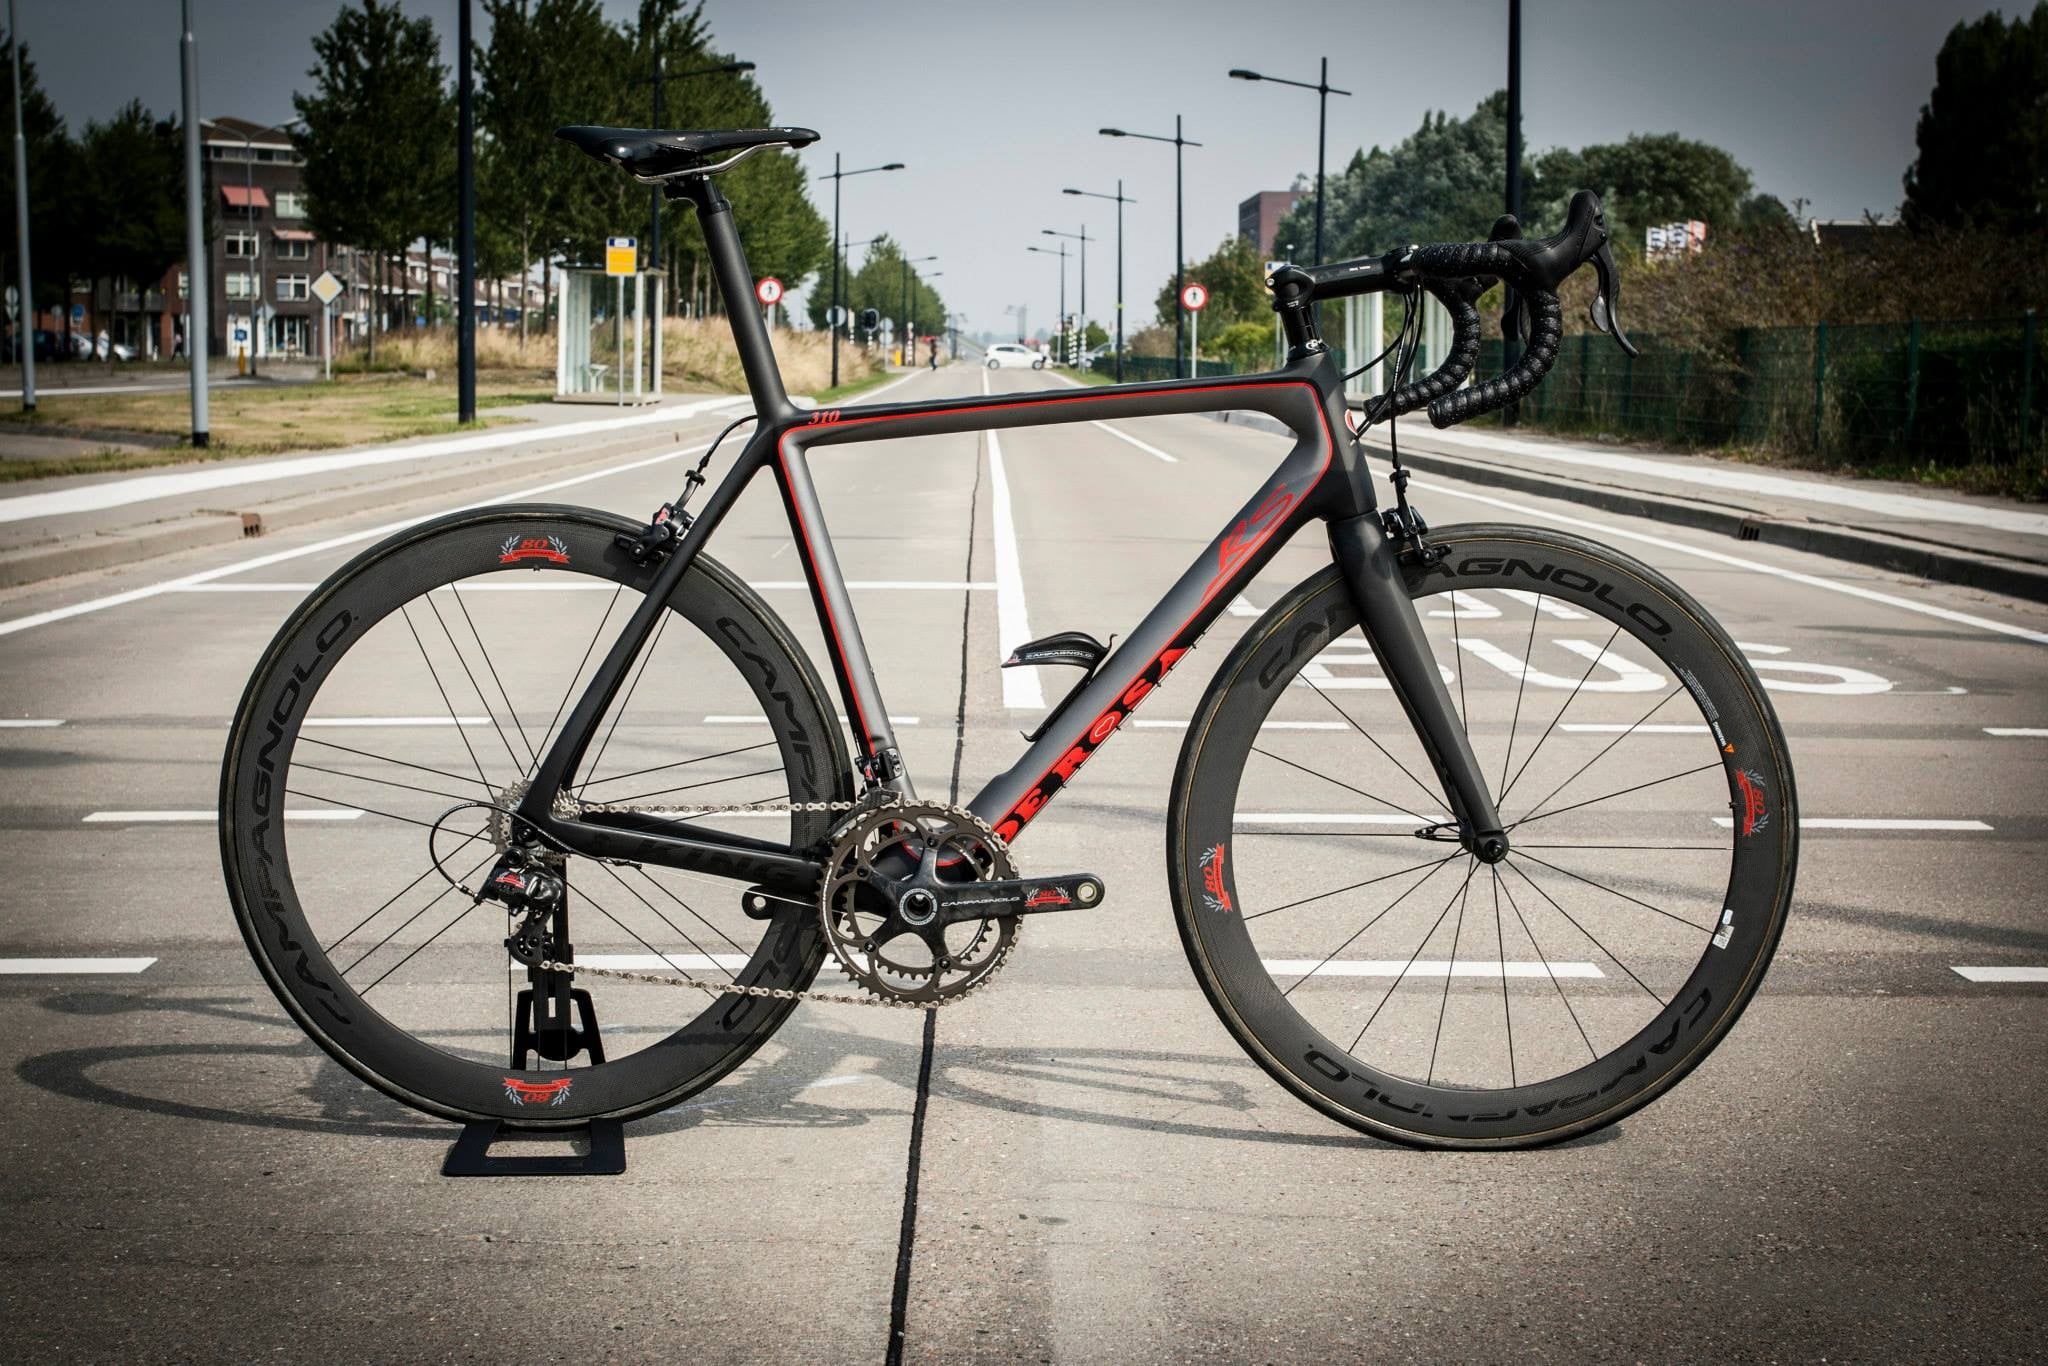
xmin=555 ymin=267 xmax=666 ymax=404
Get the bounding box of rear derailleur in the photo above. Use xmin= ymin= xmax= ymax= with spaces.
xmin=478 ymin=848 xmax=604 ymax=1068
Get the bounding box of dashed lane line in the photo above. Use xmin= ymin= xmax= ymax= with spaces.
xmin=0 ymin=719 xmax=65 ymax=728
xmin=1952 ymin=966 xmax=2048 ymax=983
xmin=81 ymin=809 xmax=362 ymax=823
xmin=302 ymin=716 xmax=487 ymax=727
xmin=1984 ymin=727 xmax=2048 ymax=737
xmin=0 ymin=958 xmax=156 ymax=974
xmin=1236 ymin=812 xmax=1443 ymax=826
xmin=1088 ymin=421 xmax=1178 ymax=463
xmin=1711 ymin=817 xmax=1993 ymax=831
xmin=1263 ymin=959 xmax=1604 ymax=979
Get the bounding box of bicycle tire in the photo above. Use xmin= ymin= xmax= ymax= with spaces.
xmin=220 ymin=504 xmax=852 ymax=1127
xmin=1168 ymin=525 xmax=1796 ymax=1148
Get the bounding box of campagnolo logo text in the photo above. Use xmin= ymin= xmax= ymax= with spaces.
xmin=1437 ymin=556 xmax=1673 ymax=636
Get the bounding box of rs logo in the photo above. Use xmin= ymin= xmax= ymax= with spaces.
xmin=806 ymin=408 xmax=844 ymax=425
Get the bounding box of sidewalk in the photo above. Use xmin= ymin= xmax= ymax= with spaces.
xmin=1367 ymin=422 xmax=2048 ymax=602
xmin=0 ymin=391 xmax=747 ymax=587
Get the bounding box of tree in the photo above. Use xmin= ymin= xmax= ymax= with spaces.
xmin=1530 ymin=133 xmax=1753 ymax=242
xmin=78 ymin=102 xmax=185 ymax=356
xmin=1207 ymin=319 xmax=1274 ymax=373
xmin=1151 ymin=234 xmax=1267 ymax=332
xmin=1902 ymin=2 xmax=2048 ymax=233
xmin=293 ymin=0 xmax=453 ymax=358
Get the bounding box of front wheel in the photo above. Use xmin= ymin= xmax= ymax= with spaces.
xmin=1168 ymin=525 xmax=1796 ymax=1148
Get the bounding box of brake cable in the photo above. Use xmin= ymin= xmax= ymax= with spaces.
xmin=615 ymin=411 xmax=757 ymax=564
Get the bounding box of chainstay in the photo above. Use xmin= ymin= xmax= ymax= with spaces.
xmin=537 ymin=791 xmax=1017 ymax=1009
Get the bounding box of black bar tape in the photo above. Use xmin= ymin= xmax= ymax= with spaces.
xmin=1428 ymin=290 xmax=1562 ymax=428
xmin=1376 ymin=279 xmax=1483 ymax=418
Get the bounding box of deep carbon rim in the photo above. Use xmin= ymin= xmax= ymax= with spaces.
xmin=1170 ymin=526 xmax=1796 ymax=1147
xmin=220 ymin=505 xmax=850 ymax=1126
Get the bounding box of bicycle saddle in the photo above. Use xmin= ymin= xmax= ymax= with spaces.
xmin=555 ymin=125 xmax=819 ymax=179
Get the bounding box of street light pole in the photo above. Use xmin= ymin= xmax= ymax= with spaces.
xmin=179 ymin=0 xmax=207 ymax=446
xmin=898 ymin=252 xmax=935 ymax=366
xmin=9 ymin=0 xmax=34 ymax=411
xmin=1504 ymin=0 xmax=1523 ymax=425
xmin=1027 ymin=242 xmax=1066 ymax=363
xmin=823 ymin=155 xmax=903 ymax=387
xmin=1100 ymin=119 xmax=1200 ymax=378
xmin=1228 ymin=60 xmax=1352 ymax=266
xmin=1042 ymin=226 xmax=1088 ymax=362
xmin=1064 ymin=182 xmax=1134 ymax=381
xmin=456 ymin=0 xmax=475 ymax=423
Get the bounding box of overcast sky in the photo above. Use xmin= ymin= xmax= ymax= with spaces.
xmin=23 ymin=0 xmax=2013 ymax=334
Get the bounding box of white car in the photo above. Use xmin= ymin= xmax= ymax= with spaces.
xmin=985 ymin=343 xmax=1046 ymax=371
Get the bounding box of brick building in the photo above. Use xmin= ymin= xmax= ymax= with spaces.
xmin=1237 ymin=190 xmax=1303 ymax=258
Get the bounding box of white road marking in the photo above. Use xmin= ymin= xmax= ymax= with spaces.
xmin=175 ymin=578 xmax=998 ymax=595
xmin=523 ymin=953 xmax=751 ymax=972
xmin=1709 ymin=817 xmax=1992 ymax=831
xmin=704 ymin=714 xmax=920 ymax=725
xmin=1951 ymin=966 xmax=2048 ymax=983
xmin=752 ymin=580 xmax=995 ymax=591
xmin=0 ymin=393 xmax=749 ymax=526
xmin=302 ymin=716 xmax=487 ymax=727
xmin=82 ymin=809 xmax=362 ymax=823
xmin=0 ymin=441 xmax=718 ymax=639
xmin=0 ymin=719 xmax=66 ymax=728
xmin=0 ymin=957 xmax=157 ymax=974
xmin=1262 ymin=959 xmax=1604 ymax=979
xmin=1561 ymin=723 xmax=1710 ymax=734
xmin=1235 ymin=812 xmax=1441 ymax=826
xmin=1133 ymin=719 xmax=1347 ymax=731
xmin=1406 ymin=426 xmax=2048 ymax=538
xmin=1984 ymin=727 xmax=2048 ymax=737
xmin=984 ymin=368 xmax=1043 ymax=710
xmin=1401 ymin=470 xmax=2048 ymax=648
xmin=1089 ymin=420 xmax=1178 ymax=462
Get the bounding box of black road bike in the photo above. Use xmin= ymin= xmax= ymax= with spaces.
xmin=221 ymin=126 xmax=1796 ymax=1149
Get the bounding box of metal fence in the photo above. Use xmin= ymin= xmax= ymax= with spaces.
xmin=1092 ymin=314 xmax=2045 ymax=483
xmin=1479 ymin=312 xmax=2044 ymax=475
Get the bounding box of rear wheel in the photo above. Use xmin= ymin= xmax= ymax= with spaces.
xmin=220 ymin=505 xmax=852 ymax=1126
xmin=1169 ymin=526 xmax=1796 ymax=1148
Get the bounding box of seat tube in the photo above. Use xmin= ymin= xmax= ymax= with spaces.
xmin=676 ymin=178 xmax=795 ymax=422
xmin=1328 ymin=513 xmax=1507 ymax=861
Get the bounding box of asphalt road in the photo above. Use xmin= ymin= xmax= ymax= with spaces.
xmin=1 ymin=362 xmax=2043 ymax=1361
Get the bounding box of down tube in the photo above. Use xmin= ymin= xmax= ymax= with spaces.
xmin=970 ymin=428 xmax=1338 ymax=844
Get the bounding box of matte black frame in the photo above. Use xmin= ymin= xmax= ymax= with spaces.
xmin=514 ymin=178 xmax=1505 ymax=896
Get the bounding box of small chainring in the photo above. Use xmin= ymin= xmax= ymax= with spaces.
xmin=819 ymin=800 xmax=1017 ymax=1005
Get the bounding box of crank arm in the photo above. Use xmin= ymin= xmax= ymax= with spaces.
xmin=936 ymin=873 xmax=1105 ymax=923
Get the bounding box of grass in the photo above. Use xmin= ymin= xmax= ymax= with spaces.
xmin=810 ymin=369 xmax=907 ymax=404
xmin=1053 ymin=366 xmax=1114 ymax=386
xmin=0 ymin=372 xmax=549 ymax=481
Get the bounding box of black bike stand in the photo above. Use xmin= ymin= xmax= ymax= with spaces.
xmin=442 ymin=1117 xmax=627 ymax=1177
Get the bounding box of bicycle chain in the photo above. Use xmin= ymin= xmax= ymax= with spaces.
xmin=536 ymin=791 xmax=1017 ymax=1011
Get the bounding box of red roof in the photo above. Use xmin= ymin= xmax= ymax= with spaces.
xmin=221 ymin=184 xmax=269 ymax=209
xmin=273 ymin=228 xmax=314 ymax=242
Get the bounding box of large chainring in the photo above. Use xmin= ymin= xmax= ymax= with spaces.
xmin=819 ymin=800 xmax=1018 ymax=1005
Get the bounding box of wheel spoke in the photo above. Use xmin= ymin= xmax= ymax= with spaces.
xmin=528 ymin=584 xmax=624 ymax=781
xmin=297 ymin=735 xmax=492 ymax=792
xmin=1510 ymin=685 xmax=1686 ymax=827
xmin=1504 ymin=761 xmax=1722 ymax=831
xmin=1498 ymin=593 xmax=1541 ymax=792
xmin=1493 ymin=872 xmax=1515 ymax=1087
xmin=1512 ymin=850 xmax=1716 ymax=933
xmin=341 ymin=850 xmax=491 ymax=978
xmin=400 ymin=603 xmax=495 ymax=791
xmin=1279 ymin=857 xmax=1458 ymax=997
xmin=600 ymin=764 xmax=787 ymax=807
xmin=450 ymin=578 xmax=539 ymax=767
xmin=1348 ymin=858 xmax=1477 ymax=1053
xmin=1247 ymin=852 xmax=1460 ymax=921
xmin=1427 ymin=865 xmax=1475 ymax=1084
xmin=1505 ymin=860 xmax=1667 ymax=1006
xmin=423 ymin=587 xmax=527 ymax=775
xmin=578 ymin=739 xmax=778 ymax=789
xmin=357 ymin=875 xmax=492 ymax=997
xmin=290 ymin=760 xmax=481 ymax=806
xmin=1251 ymin=745 xmax=1441 ymax=824
xmin=1496 ymin=622 xmax=1621 ymax=807
xmin=1298 ymin=670 xmax=1447 ymax=816
xmin=576 ymin=609 xmax=671 ymax=797
xmin=581 ymin=864 xmax=736 ymax=981
xmin=1496 ymin=868 xmax=1597 ymax=1063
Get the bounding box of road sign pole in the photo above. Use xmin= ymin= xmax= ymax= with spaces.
xmin=456 ymin=0 xmax=476 ymax=424
xmin=9 ymin=0 xmax=35 ymax=412
xmin=179 ymin=0 xmax=208 ymax=447
xmin=322 ymin=301 xmax=331 ymax=381
xmin=1191 ymin=307 xmax=1198 ymax=377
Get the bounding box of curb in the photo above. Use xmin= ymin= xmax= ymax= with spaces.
xmin=1204 ymin=409 xmax=2048 ymax=606
xmin=0 ymin=417 xmax=729 ymax=590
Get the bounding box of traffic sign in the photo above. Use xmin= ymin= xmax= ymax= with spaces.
xmin=4 ymin=285 xmax=16 ymax=321
xmin=826 ymin=305 xmax=846 ymax=327
xmin=1180 ymin=282 xmax=1209 ymax=312
xmin=310 ymin=271 xmax=344 ymax=306
xmin=604 ymin=236 xmax=637 ymax=277
xmin=755 ymin=276 xmax=784 ymax=306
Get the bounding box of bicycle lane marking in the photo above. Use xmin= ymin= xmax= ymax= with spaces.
xmin=982 ymin=365 xmax=1044 ymax=710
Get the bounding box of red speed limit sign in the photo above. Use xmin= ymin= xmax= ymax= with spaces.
xmin=1180 ymin=282 xmax=1209 ymax=312
xmin=755 ymin=276 xmax=784 ymax=306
